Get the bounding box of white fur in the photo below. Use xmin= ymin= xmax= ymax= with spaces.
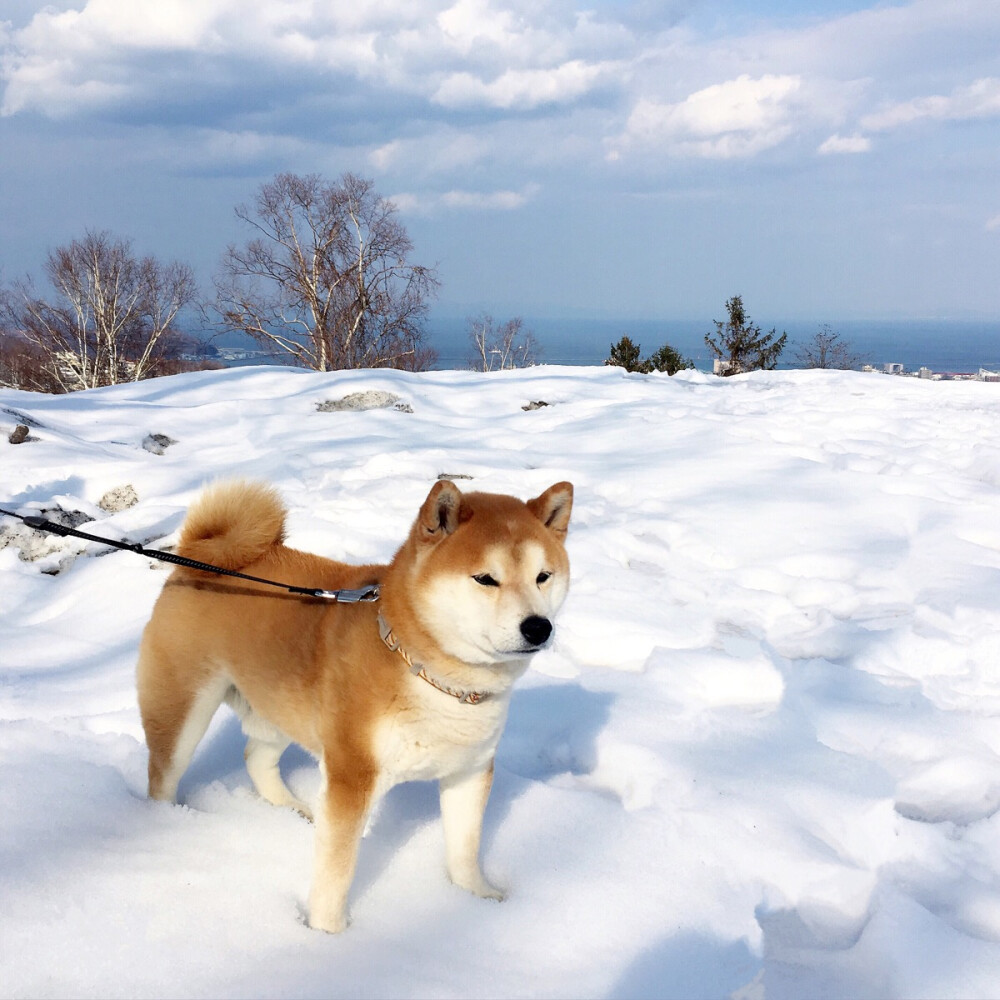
xmin=420 ymin=540 xmax=568 ymax=664
xmin=225 ymin=687 xmax=313 ymax=819
xmin=440 ymin=767 xmax=505 ymax=899
xmin=154 ymin=677 xmax=232 ymax=803
xmin=373 ymin=681 xmax=512 ymax=785
xmin=366 ymin=682 xmax=514 ymax=909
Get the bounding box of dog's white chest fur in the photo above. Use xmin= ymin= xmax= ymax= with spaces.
xmin=372 ymin=685 xmax=511 ymax=784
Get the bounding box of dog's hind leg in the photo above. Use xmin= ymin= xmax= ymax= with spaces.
xmin=244 ymin=735 xmax=314 ymax=820
xmin=140 ymin=666 xmax=231 ymax=804
xmin=225 ymin=689 xmax=313 ymax=820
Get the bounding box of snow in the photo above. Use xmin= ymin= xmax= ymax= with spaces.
xmin=2 ymin=364 xmax=1000 ymax=998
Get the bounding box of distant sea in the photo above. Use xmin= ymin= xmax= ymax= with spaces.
xmin=428 ymin=317 xmax=1000 ymax=374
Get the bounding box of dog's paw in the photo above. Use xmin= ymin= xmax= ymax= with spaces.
xmin=477 ymin=882 xmax=506 ymax=903
xmin=452 ymin=871 xmax=506 ymax=902
xmin=307 ymin=909 xmax=349 ymax=934
xmin=307 ymin=886 xmax=351 ymax=933
xmin=292 ymin=801 xmax=314 ymax=823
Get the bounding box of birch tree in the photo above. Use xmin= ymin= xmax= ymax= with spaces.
xmin=215 ymin=173 xmax=438 ymax=371
xmin=4 ymin=231 xmax=196 ymax=391
xmin=467 ymin=314 xmax=540 ymax=371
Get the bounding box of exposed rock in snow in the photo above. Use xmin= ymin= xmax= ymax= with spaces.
xmin=316 ymin=390 xmax=413 ymax=412
xmin=98 ymin=485 xmax=140 ymax=513
xmin=142 ymin=433 xmax=178 ymax=455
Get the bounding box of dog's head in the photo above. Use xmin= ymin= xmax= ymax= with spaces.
xmin=401 ymin=480 xmax=573 ymax=666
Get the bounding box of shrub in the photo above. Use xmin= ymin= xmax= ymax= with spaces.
xmin=605 ymin=336 xmax=694 ymax=374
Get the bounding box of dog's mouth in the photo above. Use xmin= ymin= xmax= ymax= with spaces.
xmin=496 ymin=634 xmax=555 ymax=659
xmin=461 ymin=617 xmax=556 ymax=663
xmin=512 ymin=638 xmax=554 ymax=656
xmin=471 ymin=638 xmax=551 ymax=663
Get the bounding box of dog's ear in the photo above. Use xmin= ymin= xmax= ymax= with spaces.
xmin=527 ymin=482 xmax=573 ymax=537
xmin=417 ymin=480 xmax=462 ymax=541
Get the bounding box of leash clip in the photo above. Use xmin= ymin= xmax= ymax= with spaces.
xmin=318 ymin=585 xmax=381 ymax=604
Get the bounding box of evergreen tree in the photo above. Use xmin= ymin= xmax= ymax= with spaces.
xmin=605 ymin=335 xmax=649 ymax=372
xmin=705 ymin=295 xmax=787 ymax=375
xmin=646 ymin=343 xmax=695 ymax=375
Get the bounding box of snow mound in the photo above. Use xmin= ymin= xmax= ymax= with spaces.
xmin=3 ymin=364 xmax=1000 ymax=998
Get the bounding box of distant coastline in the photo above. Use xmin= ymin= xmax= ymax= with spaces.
xmin=428 ymin=317 xmax=1000 ymax=374
xmin=213 ymin=317 xmax=1000 ymax=375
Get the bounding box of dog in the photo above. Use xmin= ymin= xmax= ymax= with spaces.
xmin=137 ymin=477 xmax=573 ymax=932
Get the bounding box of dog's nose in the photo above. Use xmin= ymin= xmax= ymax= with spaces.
xmin=520 ymin=615 xmax=552 ymax=647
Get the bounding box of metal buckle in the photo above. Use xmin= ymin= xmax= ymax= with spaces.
xmin=322 ymin=584 xmax=380 ymax=604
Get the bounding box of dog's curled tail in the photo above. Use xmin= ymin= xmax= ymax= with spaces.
xmin=176 ymin=480 xmax=286 ymax=571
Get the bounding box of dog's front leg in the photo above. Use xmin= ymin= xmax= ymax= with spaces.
xmin=308 ymin=762 xmax=373 ymax=933
xmin=439 ymin=762 xmax=505 ymax=901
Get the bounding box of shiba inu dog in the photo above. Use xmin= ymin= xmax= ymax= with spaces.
xmin=137 ymin=477 xmax=573 ymax=932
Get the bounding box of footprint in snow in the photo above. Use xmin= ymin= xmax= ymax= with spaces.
xmin=893 ymin=757 xmax=1000 ymax=825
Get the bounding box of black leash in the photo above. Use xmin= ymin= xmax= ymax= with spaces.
xmin=0 ymin=507 xmax=380 ymax=603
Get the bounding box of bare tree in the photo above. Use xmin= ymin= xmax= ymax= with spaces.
xmin=215 ymin=172 xmax=439 ymax=371
xmin=467 ymin=314 xmax=540 ymax=371
xmin=3 ymin=231 xmax=196 ymax=392
xmin=794 ymin=324 xmax=861 ymax=370
xmin=0 ymin=329 xmax=60 ymax=391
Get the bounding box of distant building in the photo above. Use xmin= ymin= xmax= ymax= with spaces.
xmin=864 ymin=362 xmax=998 ymax=382
xmin=215 ymin=346 xmax=273 ymax=362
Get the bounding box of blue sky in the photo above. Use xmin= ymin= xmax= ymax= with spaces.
xmin=1 ymin=0 xmax=998 ymax=323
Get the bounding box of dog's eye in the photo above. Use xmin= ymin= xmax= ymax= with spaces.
xmin=473 ymin=573 xmax=500 ymax=587
xmin=536 ymin=571 xmax=552 ymax=585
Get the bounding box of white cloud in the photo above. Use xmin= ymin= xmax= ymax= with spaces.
xmin=27 ymin=0 xmax=231 ymax=51
xmin=436 ymin=0 xmax=521 ymax=54
xmin=986 ymin=213 xmax=1000 ymax=233
xmin=615 ymin=74 xmax=803 ymax=159
xmin=433 ymin=59 xmax=615 ymax=110
xmin=0 ymin=0 xmax=413 ymax=116
xmin=369 ymin=140 xmax=404 ymax=172
xmin=0 ymin=0 xmax=631 ymax=119
xmin=441 ymin=186 xmax=537 ymax=209
xmin=2 ymin=0 xmax=1000 ymax=196
xmin=187 ymin=128 xmax=315 ymax=170
xmin=369 ymin=129 xmax=492 ymax=177
xmin=861 ymin=77 xmax=1000 ymax=132
xmin=386 ymin=191 xmax=423 ymax=214
xmin=818 ymin=132 xmax=872 ymax=154
xmin=391 ymin=184 xmax=539 ymax=214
